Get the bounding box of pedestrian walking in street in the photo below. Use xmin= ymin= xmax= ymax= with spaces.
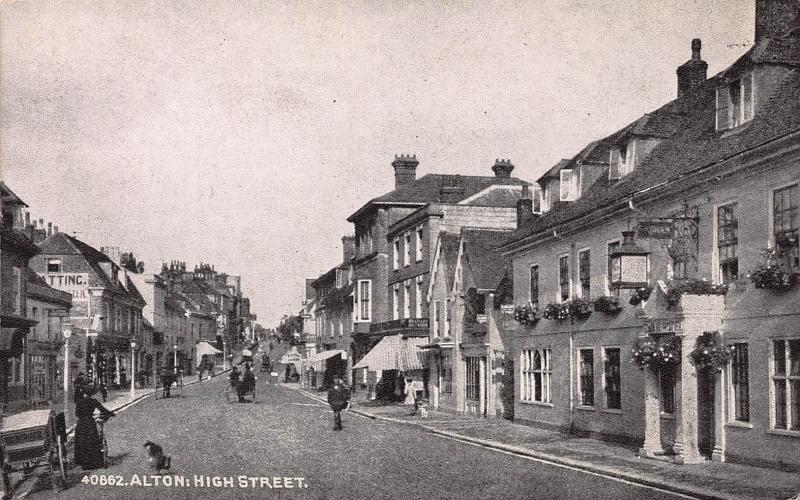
xmin=404 ymin=378 xmax=417 ymax=416
xmin=327 ymin=377 xmax=350 ymax=431
xmin=73 ymin=387 xmax=115 ymax=470
xmin=237 ymin=364 xmax=255 ymax=403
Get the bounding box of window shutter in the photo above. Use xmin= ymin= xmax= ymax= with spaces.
xmin=742 ymin=73 xmax=753 ymax=122
xmin=608 ymin=148 xmax=621 ymax=180
xmin=716 ymin=86 xmax=730 ymax=131
xmin=559 ymin=169 xmax=574 ymax=201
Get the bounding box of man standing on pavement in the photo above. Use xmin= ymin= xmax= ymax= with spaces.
xmin=327 ymin=377 xmax=350 ymax=431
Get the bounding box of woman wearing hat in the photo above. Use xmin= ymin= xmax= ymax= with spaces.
xmin=73 ymin=386 xmax=115 ymax=469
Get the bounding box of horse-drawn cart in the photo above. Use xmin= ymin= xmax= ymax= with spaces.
xmin=0 ymin=409 xmax=68 ymax=492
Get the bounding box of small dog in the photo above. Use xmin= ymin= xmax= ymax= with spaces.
xmin=143 ymin=441 xmax=171 ymax=473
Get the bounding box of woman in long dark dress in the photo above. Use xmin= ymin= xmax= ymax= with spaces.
xmin=74 ymin=388 xmax=115 ymax=470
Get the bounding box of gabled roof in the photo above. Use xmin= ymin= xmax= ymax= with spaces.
xmin=0 ymin=182 xmax=27 ymax=207
xmin=37 ymin=232 xmax=143 ymax=301
xmin=348 ymin=174 xmax=528 ymax=221
xmin=461 ymin=229 xmax=513 ymax=290
xmin=505 ymin=61 xmax=800 ymax=250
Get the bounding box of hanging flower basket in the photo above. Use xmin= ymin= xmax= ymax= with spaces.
xmin=513 ymin=303 xmax=539 ymax=326
xmin=631 ymin=334 xmax=681 ymax=370
xmin=689 ymin=331 xmax=732 ymax=372
xmin=664 ymin=279 xmax=728 ymax=309
xmin=542 ymin=302 xmax=571 ymax=321
xmin=629 ymin=285 xmax=653 ymax=306
xmin=593 ymin=295 xmax=622 ymax=314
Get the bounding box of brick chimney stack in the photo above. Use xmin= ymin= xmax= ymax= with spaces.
xmin=516 ymin=185 xmax=535 ymax=228
xmin=755 ymin=0 xmax=800 ymax=43
xmin=492 ymin=159 xmax=515 ymax=179
xmin=677 ymin=39 xmax=708 ymax=98
xmin=341 ymin=235 xmax=356 ymax=262
xmin=392 ymin=154 xmax=418 ymax=189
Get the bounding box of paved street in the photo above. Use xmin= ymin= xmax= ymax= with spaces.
xmin=13 ymin=377 xmax=691 ymax=500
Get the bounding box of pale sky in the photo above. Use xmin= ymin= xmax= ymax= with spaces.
xmin=1 ymin=0 xmax=754 ymax=326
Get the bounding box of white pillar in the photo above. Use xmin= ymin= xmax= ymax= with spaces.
xmin=63 ymin=338 xmax=71 ymax=422
xmin=711 ymin=369 xmax=726 ymax=462
xmin=130 ymin=345 xmax=136 ymax=400
xmin=673 ymin=356 xmax=703 ymax=464
xmin=639 ymin=367 xmax=664 ymax=458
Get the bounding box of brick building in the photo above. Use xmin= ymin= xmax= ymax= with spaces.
xmin=499 ymin=1 xmax=800 ymax=470
xmin=347 ymin=155 xmax=528 ymax=393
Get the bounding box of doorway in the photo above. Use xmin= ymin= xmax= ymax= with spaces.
xmin=697 ymin=368 xmax=716 ymax=458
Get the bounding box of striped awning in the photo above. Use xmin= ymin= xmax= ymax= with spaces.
xmin=353 ymin=335 xmax=426 ymax=371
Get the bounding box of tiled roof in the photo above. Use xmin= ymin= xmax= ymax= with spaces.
xmin=459 ymin=186 xmax=524 ymax=207
xmin=348 ymin=174 xmax=528 ymax=221
xmin=461 ymin=229 xmax=513 ymax=290
xmin=506 ymin=61 xmax=800 ymax=249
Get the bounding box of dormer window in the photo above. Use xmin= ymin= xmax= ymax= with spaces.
xmin=559 ymin=169 xmax=579 ymax=201
xmin=716 ymin=73 xmax=753 ymax=131
xmin=609 ymin=142 xmax=632 ymax=180
xmin=532 ymin=185 xmax=543 ymax=214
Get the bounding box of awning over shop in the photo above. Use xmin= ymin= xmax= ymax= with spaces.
xmin=279 ymin=346 xmax=303 ymax=367
xmin=353 ymin=335 xmax=426 ymax=371
xmin=304 ymin=349 xmax=346 ymax=370
xmin=196 ymin=341 xmax=223 ymax=366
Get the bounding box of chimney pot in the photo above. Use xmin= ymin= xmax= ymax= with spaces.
xmin=47 ymin=222 xmax=52 ymax=237
xmin=391 ymin=153 xmax=419 ymax=189
xmin=492 ymin=158 xmax=515 ymax=178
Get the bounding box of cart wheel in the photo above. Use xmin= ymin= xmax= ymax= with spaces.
xmin=57 ymin=435 xmax=67 ymax=487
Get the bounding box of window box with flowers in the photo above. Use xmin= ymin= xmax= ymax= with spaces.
xmin=664 ymin=278 xmax=727 ymax=310
xmin=542 ymin=302 xmax=571 ymax=321
xmin=513 ymin=303 xmax=538 ymax=326
xmin=631 ymin=334 xmax=681 ymax=371
xmin=748 ymin=246 xmax=798 ymax=291
xmin=593 ymin=295 xmax=622 ymax=314
xmin=569 ymin=298 xmax=593 ymax=320
xmin=689 ymin=331 xmax=732 ymax=372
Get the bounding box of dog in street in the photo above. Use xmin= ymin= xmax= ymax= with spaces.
xmin=143 ymin=441 xmax=171 ymax=474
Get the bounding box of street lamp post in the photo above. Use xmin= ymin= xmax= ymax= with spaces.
xmin=61 ymin=323 xmax=73 ymax=420
xmin=173 ymin=344 xmax=178 ymax=375
xmin=223 ymin=341 xmax=227 ymax=371
xmin=130 ymin=340 xmax=137 ymax=400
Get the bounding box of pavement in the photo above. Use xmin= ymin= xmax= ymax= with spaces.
xmin=11 ymin=376 xmax=697 ymax=500
xmin=289 ymin=383 xmax=800 ymax=500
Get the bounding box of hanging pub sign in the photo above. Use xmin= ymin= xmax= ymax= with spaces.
xmin=637 ymin=220 xmax=673 ymax=239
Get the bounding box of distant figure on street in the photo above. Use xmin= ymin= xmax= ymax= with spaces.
xmin=229 ymin=365 xmax=241 ymax=390
xmin=404 ymin=378 xmax=417 ymax=416
xmin=160 ymin=369 xmax=174 ymax=398
xmin=237 ymin=364 xmax=256 ymax=403
xmin=327 ymin=377 xmax=350 ymax=431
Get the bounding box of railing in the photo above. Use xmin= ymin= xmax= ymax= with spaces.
xmin=369 ymin=318 xmax=429 ymax=334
